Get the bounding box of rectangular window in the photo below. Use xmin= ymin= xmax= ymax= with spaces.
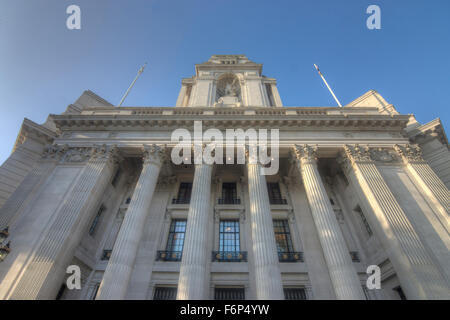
xmin=273 ymin=220 xmax=294 ymax=253
xmin=349 ymin=251 xmax=361 ymax=262
xmin=219 ymin=220 xmax=240 ymax=253
xmin=283 ymin=287 xmax=307 ymax=300
xmin=89 ymin=205 xmax=105 ymax=236
xmin=173 ymin=183 xmax=192 ymax=204
xmin=219 ymin=183 xmax=239 ymax=204
xmin=153 ymin=287 xmax=177 ymax=300
xmin=355 ymin=205 xmax=372 ymax=236
xmin=214 ymin=287 xmax=245 ymax=300
xmin=166 ymin=219 xmax=187 ymax=254
xmin=267 ymin=183 xmax=287 ymax=204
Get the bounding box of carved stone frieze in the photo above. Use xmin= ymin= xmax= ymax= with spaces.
xmin=42 ymin=144 xmax=68 ymax=160
xmin=369 ymin=148 xmax=399 ymax=163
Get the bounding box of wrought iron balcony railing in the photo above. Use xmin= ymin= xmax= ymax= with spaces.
xmin=172 ymin=198 xmax=190 ymax=204
xmin=349 ymin=251 xmax=360 ymax=262
xmin=217 ymin=198 xmax=241 ymax=205
xmin=212 ymin=251 xmax=247 ymax=262
xmin=101 ymin=249 xmax=112 ymax=261
xmin=157 ymin=250 xmax=182 ymax=262
xmin=269 ymin=198 xmax=288 ymax=205
xmin=278 ymin=251 xmax=304 ymax=262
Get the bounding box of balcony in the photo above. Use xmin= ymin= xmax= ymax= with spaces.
xmin=278 ymin=251 xmax=304 ymax=263
xmin=217 ymin=198 xmax=241 ymax=205
xmin=171 ymin=198 xmax=190 ymax=205
xmin=212 ymin=251 xmax=247 ymax=262
xmin=156 ymin=250 xmax=182 ymax=262
xmin=269 ymin=198 xmax=288 ymax=205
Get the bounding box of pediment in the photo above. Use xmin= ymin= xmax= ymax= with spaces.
xmin=345 ymin=90 xmax=397 ymax=115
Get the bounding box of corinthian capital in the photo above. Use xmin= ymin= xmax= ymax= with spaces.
xmin=90 ymin=144 xmax=122 ymax=164
xmin=342 ymin=144 xmax=371 ymax=163
xmin=292 ymin=144 xmax=317 ymax=163
xmin=394 ymin=144 xmax=424 ymax=163
xmin=142 ymin=144 xmax=166 ymax=166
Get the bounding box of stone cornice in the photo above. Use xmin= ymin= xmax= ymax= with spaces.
xmin=50 ymin=107 xmax=410 ymax=132
xmin=13 ymin=118 xmax=58 ymax=152
xmin=407 ymin=118 xmax=449 ymax=148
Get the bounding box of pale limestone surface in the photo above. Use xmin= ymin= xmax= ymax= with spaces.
xmin=0 ymin=55 xmax=448 ymax=300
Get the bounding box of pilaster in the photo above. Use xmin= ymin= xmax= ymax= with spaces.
xmin=340 ymin=144 xmax=449 ymax=299
xmin=7 ymin=145 xmax=121 ymax=299
xmin=394 ymin=144 xmax=450 ymax=233
xmin=0 ymin=144 xmax=67 ymax=229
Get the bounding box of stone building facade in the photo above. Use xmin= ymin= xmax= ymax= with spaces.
xmin=0 ymin=55 xmax=449 ymax=300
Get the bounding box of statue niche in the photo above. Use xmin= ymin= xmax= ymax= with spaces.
xmin=215 ymin=73 xmax=242 ymax=107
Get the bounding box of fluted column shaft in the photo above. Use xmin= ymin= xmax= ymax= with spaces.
xmin=8 ymin=145 xmax=119 ymax=299
xmin=97 ymin=145 xmax=165 ymax=300
xmin=246 ymin=149 xmax=284 ymax=300
xmin=293 ymin=145 xmax=365 ymax=300
xmin=342 ymin=145 xmax=450 ymax=300
xmin=177 ymin=163 xmax=212 ymax=300
xmin=394 ymin=144 xmax=450 ymax=233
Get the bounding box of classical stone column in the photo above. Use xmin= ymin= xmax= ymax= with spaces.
xmin=341 ymin=144 xmax=450 ymax=300
xmin=394 ymin=144 xmax=450 ymax=233
xmin=0 ymin=144 xmax=67 ymax=229
xmin=292 ymin=145 xmax=365 ymax=300
xmin=97 ymin=145 xmax=165 ymax=300
xmin=246 ymin=146 xmax=284 ymax=300
xmin=177 ymin=162 xmax=213 ymax=300
xmin=7 ymin=145 xmax=120 ymax=299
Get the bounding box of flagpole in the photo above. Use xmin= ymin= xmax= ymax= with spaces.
xmin=118 ymin=63 xmax=147 ymax=107
xmin=314 ymin=64 xmax=342 ymax=107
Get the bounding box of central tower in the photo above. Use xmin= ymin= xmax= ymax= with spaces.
xmin=176 ymin=55 xmax=283 ymax=107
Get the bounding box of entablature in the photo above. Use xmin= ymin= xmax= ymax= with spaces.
xmin=51 ymin=107 xmax=410 ymax=132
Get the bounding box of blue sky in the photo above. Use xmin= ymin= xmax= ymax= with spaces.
xmin=0 ymin=0 xmax=449 ymax=164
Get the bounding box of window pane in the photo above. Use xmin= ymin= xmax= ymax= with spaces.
xmin=284 ymin=288 xmax=307 ymax=300
xmin=219 ymin=220 xmax=240 ymax=252
xmin=267 ymin=183 xmax=282 ymax=201
xmin=273 ymin=220 xmax=294 ymax=253
xmin=222 ymin=183 xmax=237 ymax=201
xmin=166 ymin=220 xmax=187 ymax=253
xmin=154 ymin=287 xmax=177 ymax=300
xmin=214 ymin=287 xmax=245 ymax=300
